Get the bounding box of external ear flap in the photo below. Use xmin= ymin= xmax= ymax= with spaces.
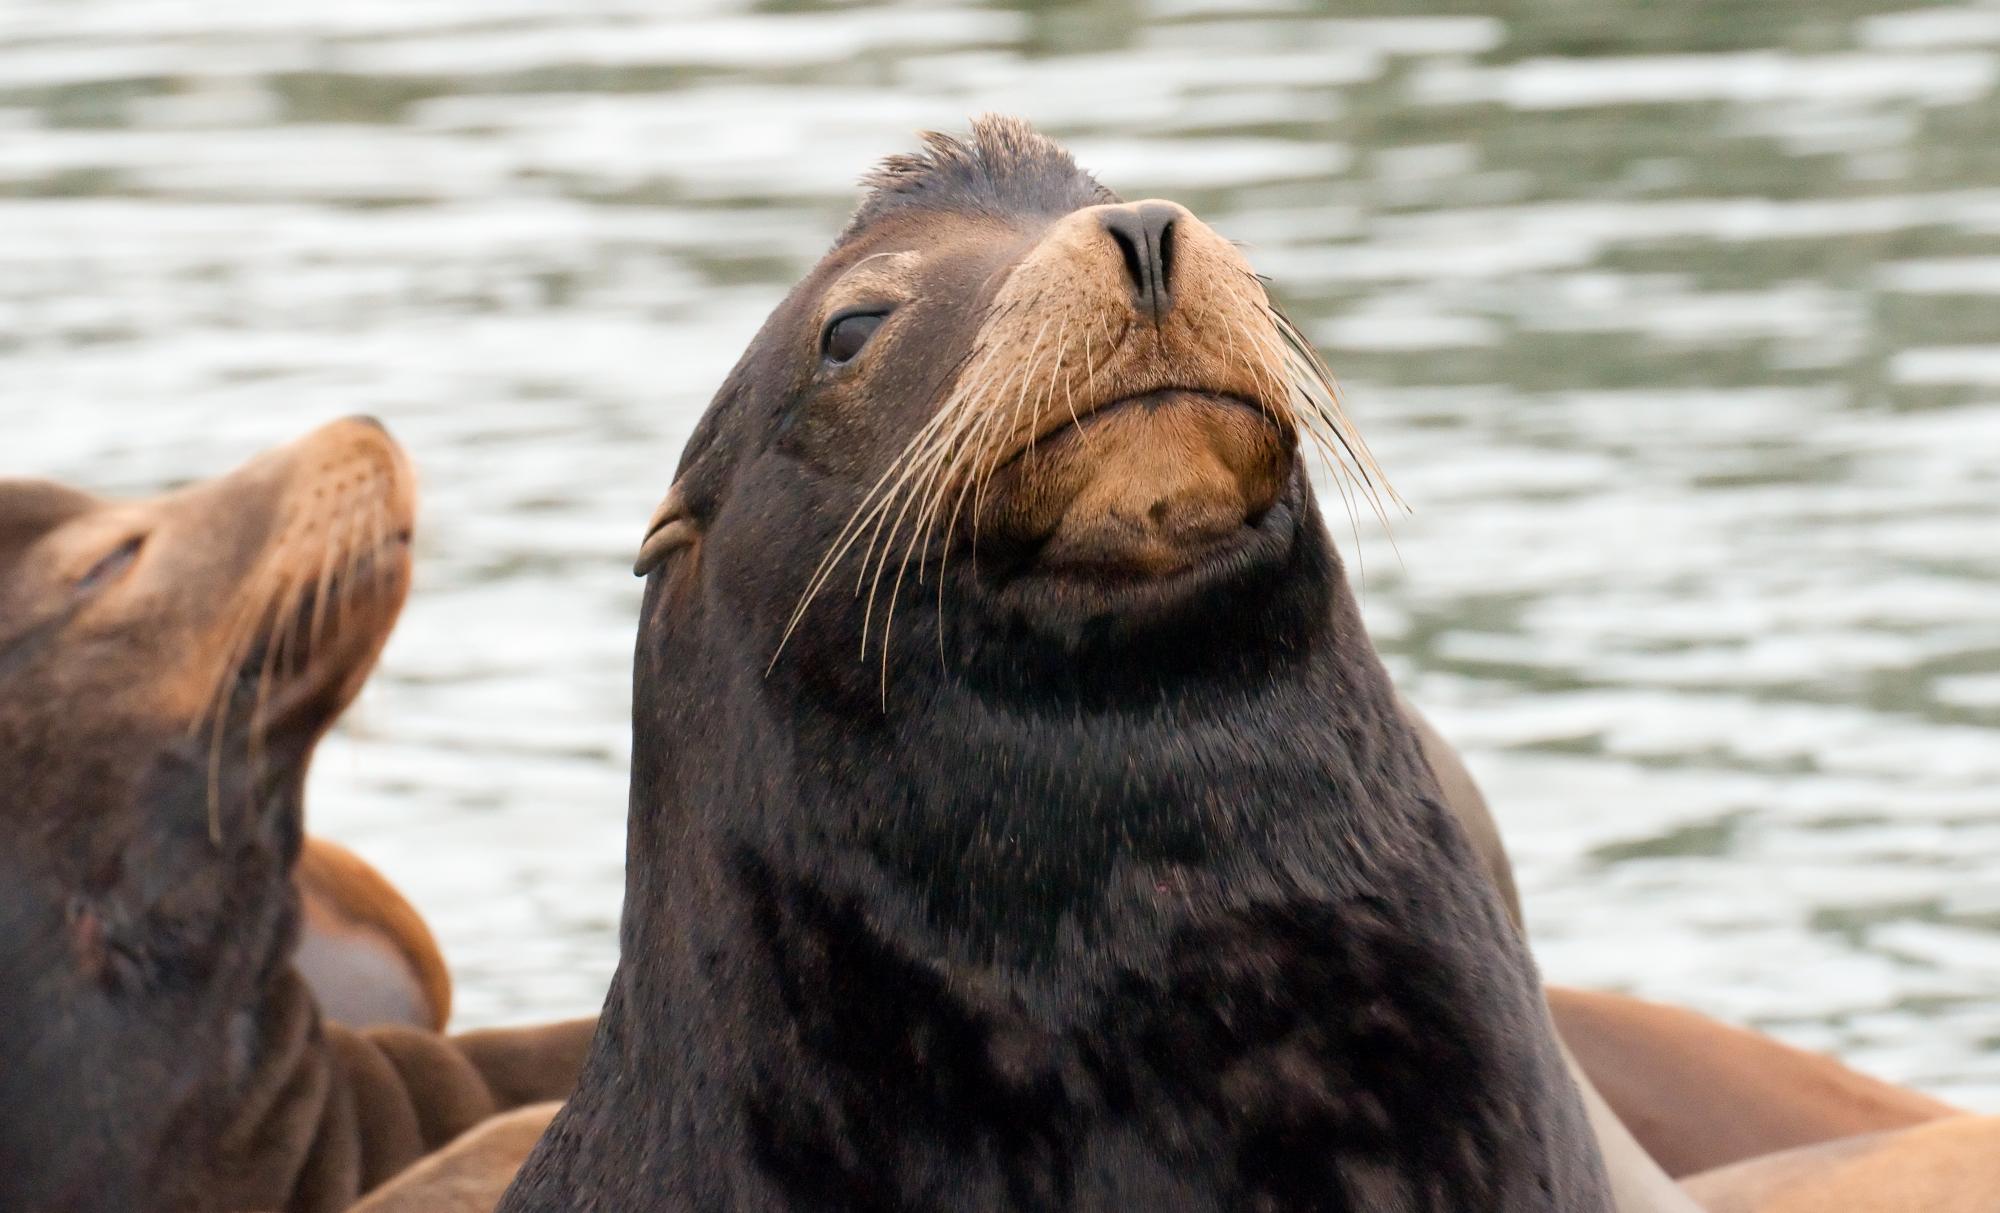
xmin=634 ymin=485 xmax=699 ymax=577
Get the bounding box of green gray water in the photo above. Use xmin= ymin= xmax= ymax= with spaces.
xmin=4 ymin=0 xmax=1998 ymax=1104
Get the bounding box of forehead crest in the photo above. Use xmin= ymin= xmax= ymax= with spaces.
xmin=839 ymin=115 xmax=1118 ymax=244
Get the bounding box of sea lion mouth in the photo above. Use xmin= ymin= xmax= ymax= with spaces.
xmin=977 ymin=387 xmax=1293 ymax=590
xmin=227 ymin=534 xmax=412 ymax=737
xmin=983 ymin=386 xmax=1278 ymax=478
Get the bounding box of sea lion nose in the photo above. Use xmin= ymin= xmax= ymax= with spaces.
xmin=1099 ymin=200 xmax=1186 ymax=324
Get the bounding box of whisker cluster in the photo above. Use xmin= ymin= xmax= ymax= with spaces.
xmin=771 ymin=269 xmax=1399 ymax=687
xmin=191 ymin=495 xmax=394 ymax=843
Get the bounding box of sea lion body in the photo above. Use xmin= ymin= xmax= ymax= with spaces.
xmin=350 ymin=1103 xmax=563 ymax=1213
xmin=1682 ymin=1114 xmax=2000 ymax=1212
xmin=0 ymin=420 xmax=589 ymax=1212
xmin=1547 ymin=986 xmax=1959 ymax=1179
xmin=297 ymin=835 xmax=454 ymax=1031
xmin=502 ymin=119 xmax=1612 ymax=1211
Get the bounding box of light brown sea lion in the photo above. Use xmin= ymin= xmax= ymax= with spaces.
xmin=1681 ymin=1114 xmax=2000 ymax=1212
xmin=296 ymin=835 xmax=453 ymax=1032
xmin=1548 ymin=985 xmax=1961 ymax=1179
xmin=349 ymin=1103 xmax=562 ymax=1213
xmin=0 ymin=418 xmax=591 ymax=1212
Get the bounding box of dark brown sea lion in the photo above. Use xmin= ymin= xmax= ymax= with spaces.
xmin=0 ymin=418 xmax=591 ymax=1212
xmin=296 ymin=835 xmax=453 ymax=1031
xmin=500 ymin=117 xmax=1615 ymax=1211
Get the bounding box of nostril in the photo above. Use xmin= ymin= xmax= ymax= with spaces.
xmin=1101 ymin=203 xmax=1182 ymax=324
xmin=1106 ymin=219 xmax=1145 ymax=298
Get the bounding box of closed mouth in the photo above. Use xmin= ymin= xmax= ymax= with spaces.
xmin=981 ymin=472 xmax=1302 ymax=619
xmin=229 ymin=532 xmax=412 ymax=736
xmin=986 ymin=387 xmax=1282 ymax=475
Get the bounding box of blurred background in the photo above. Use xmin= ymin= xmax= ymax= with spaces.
xmin=5 ymin=0 xmax=1999 ymax=1105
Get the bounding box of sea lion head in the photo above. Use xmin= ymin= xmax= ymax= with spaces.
xmin=0 ymin=417 xmax=415 ymax=1209
xmin=638 ymin=115 xmax=1382 ymax=683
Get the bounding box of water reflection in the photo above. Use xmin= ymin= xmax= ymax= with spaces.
xmin=3 ymin=0 xmax=1997 ymax=1104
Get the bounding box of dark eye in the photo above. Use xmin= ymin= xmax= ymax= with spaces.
xmin=822 ymin=310 xmax=886 ymax=365
xmin=77 ymin=535 xmax=143 ymax=592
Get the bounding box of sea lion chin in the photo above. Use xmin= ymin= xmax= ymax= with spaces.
xmin=976 ymin=387 xmax=1296 ymax=630
xmin=508 ymin=117 xmax=1614 ymax=1212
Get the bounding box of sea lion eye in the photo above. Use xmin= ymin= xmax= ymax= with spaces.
xmin=821 ymin=310 xmax=887 ymax=366
xmin=77 ymin=535 xmax=143 ymax=592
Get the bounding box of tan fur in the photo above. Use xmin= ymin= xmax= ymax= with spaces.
xmin=1399 ymin=698 xmax=1954 ymax=1213
xmin=995 ymin=390 xmax=1287 ymax=576
xmin=347 ymin=1104 xmax=560 ymax=1213
xmin=296 ymin=836 xmax=454 ymax=1031
xmin=1683 ymin=1115 xmax=2000 ymax=1212
xmin=209 ymin=969 xmax=593 ymax=1212
xmin=1549 ymin=986 xmax=1960 ymax=1179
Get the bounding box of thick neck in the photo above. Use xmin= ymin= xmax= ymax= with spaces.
xmin=621 ymin=517 xmax=1433 ymax=1016
xmin=512 ymin=524 xmax=1604 ymax=1213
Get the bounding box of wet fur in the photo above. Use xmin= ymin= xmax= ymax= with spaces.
xmin=505 ymin=121 xmax=1610 ymax=1211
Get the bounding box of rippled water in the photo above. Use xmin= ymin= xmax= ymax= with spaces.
xmin=5 ymin=0 xmax=1999 ymax=1106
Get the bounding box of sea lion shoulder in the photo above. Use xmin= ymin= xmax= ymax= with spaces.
xmin=296 ymin=835 xmax=454 ymax=1031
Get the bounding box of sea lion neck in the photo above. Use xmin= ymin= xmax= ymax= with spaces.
xmin=819 ymin=550 xmax=1385 ymax=970
xmin=623 ymin=506 xmax=1387 ymax=975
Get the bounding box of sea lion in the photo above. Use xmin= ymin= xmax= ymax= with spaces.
xmin=296 ymin=835 xmax=453 ymax=1031
xmin=1547 ymin=986 xmax=1960 ymax=1179
xmin=350 ymin=1103 xmax=563 ymax=1213
xmin=500 ymin=116 xmax=1614 ymax=1211
xmin=0 ymin=418 xmax=592 ymax=1212
xmin=1681 ymin=1114 xmax=2000 ymax=1212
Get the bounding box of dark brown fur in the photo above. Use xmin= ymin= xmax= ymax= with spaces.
xmin=503 ymin=119 xmax=1612 ymax=1212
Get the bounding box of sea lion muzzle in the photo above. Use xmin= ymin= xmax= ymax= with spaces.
xmin=977 ymin=200 xmax=1294 ymax=584
xmin=985 ymin=388 xmax=1288 ymax=581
